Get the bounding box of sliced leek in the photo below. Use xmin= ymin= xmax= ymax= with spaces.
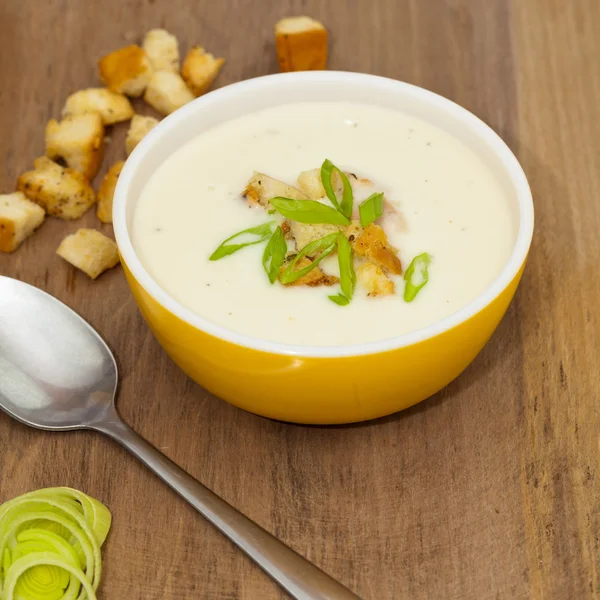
xmin=0 ymin=487 xmax=111 ymax=600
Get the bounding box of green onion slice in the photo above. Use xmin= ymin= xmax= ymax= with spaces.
xmin=269 ymin=198 xmax=350 ymax=226
xmin=331 ymin=234 xmax=356 ymax=306
xmin=209 ymin=222 xmax=275 ymax=261
xmin=280 ymin=232 xmax=339 ymax=284
xmin=320 ymin=159 xmax=353 ymax=219
xmin=0 ymin=487 xmax=112 ymax=600
xmin=328 ymin=293 xmax=350 ymax=306
xmin=404 ymin=253 xmax=432 ymax=302
xmin=358 ymin=192 xmax=384 ymax=228
xmin=262 ymin=226 xmax=287 ymax=284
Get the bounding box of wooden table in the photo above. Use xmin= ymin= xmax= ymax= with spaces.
xmin=1 ymin=1 xmax=599 ymax=598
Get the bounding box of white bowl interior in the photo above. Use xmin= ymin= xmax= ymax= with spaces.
xmin=114 ymin=71 xmax=533 ymax=358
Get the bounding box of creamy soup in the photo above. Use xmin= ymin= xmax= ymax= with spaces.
xmin=132 ymin=102 xmax=516 ymax=346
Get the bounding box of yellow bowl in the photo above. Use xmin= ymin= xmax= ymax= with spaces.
xmin=113 ymin=72 xmax=534 ymax=424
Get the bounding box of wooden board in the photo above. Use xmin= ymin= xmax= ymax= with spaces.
xmin=1 ymin=0 xmax=598 ymax=598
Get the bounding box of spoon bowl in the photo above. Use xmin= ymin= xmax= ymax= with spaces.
xmin=0 ymin=275 xmax=360 ymax=600
xmin=0 ymin=276 xmax=116 ymax=430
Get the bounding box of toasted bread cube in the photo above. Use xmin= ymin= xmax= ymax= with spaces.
xmin=289 ymin=222 xmax=341 ymax=252
xmin=243 ymin=172 xmax=308 ymax=209
xmin=297 ymin=168 xmax=326 ymax=199
xmin=144 ymin=71 xmax=194 ymax=115
xmin=57 ymin=229 xmax=119 ymax=279
xmin=17 ymin=157 xmax=95 ymax=220
xmin=275 ymin=17 xmax=328 ymax=72
xmin=97 ymin=161 xmax=125 ymax=223
xmin=62 ymin=88 xmax=134 ymax=125
xmin=125 ymin=114 xmax=159 ymax=155
xmin=143 ymin=29 xmax=180 ymax=73
xmin=352 ymin=223 xmax=402 ymax=275
xmin=0 ymin=192 xmax=45 ymax=253
xmin=280 ymin=256 xmax=338 ymax=287
xmin=345 ymin=220 xmax=363 ymax=241
xmin=98 ymin=45 xmax=153 ymax=97
xmin=357 ymin=262 xmax=395 ymax=297
xmin=181 ymin=46 xmax=225 ymax=97
xmin=45 ymin=114 xmax=105 ymax=180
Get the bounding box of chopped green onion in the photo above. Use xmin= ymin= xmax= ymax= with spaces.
xmin=404 ymin=253 xmax=432 ymax=302
xmin=280 ymin=232 xmax=339 ymax=284
xmin=334 ymin=234 xmax=356 ymax=305
xmin=358 ymin=192 xmax=384 ymax=227
xmin=210 ymin=221 xmax=275 ymax=261
xmin=320 ymin=159 xmax=354 ymax=219
xmin=0 ymin=487 xmax=112 ymax=600
xmin=328 ymin=294 xmax=350 ymax=306
xmin=270 ymin=197 xmax=350 ymax=225
xmin=262 ymin=226 xmax=287 ymax=284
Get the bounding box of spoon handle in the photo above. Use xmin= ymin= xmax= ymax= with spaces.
xmin=93 ymin=413 xmax=361 ymax=600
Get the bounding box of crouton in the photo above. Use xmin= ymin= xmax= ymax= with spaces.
xmin=0 ymin=192 xmax=45 ymax=253
xmin=144 ymin=71 xmax=194 ymax=115
xmin=98 ymin=45 xmax=153 ymax=97
xmin=297 ymin=168 xmax=326 ymax=199
xmin=62 ymin=88 xmax=134 ymax=125
xmin=17 ymin=157 xmax=95 ymax=220
xmin=288 ymin=222 xmax=341 ymax=252
xmin=345 ymin=220 xmax=363 ymax=242
xmin=243 ymin=172 xmax=308 ymax=209
xmin=275 ymin=17 xmax=328 ymax=72
xmin=56 ymin=229 xmax=120 ymax=279
xmin=97 ymin=161 xmax=125 ymax=223
xmin=181 ymin=47 xmax=225 ymax=97
xmin=280 ymin=256 xmax=338 ymax=287
xmin=352 ymin=223 xmax=402 ymax=275
xmin=45 ymin=114 xmax=105 ymax=180
xmin=357 ymin=262 xmax=395 ymax=297
xmin=125 ymin=114 xmax=159 ymax=155
xmin=142 ymin=29 xmax=180 ymax=73
xmin=281 ymin=220 xmax=292 ymax=238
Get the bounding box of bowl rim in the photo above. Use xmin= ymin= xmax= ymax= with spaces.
xmin=113 ymin=71 xmax=534 ymax=358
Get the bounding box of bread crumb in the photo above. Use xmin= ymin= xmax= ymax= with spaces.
xmin=17 ymin=157 xmax=95 ymax=220
xmin=144 ymin=70 xmax=194 ymax=115
xmin=45 ymin=113 xmax=105 ymax=180
xmin=352 ymin=223 xmax=402 ymax=275
xmin=56 ymin=229 xmax=120 ymax=279
xmin=126 ymin=114 xmax=159 ymax=155
xmin=243 ymin=172 xmax=307 ymax=209
xmin=62 ymin=88 xmax=134 ymax=125
xmin=143 ymin=28 xmax=180 ymax=72
xmin=98 ymin=45 xmax=153 ymax=97
xmin=0 ymin=192 xmax=45 ymax=253
xmin=181 ymin=46 xmax=225 ymax=97
xmin=275 ymin=17 xmax=328 ymax=72
xmin=357 ymin=262 xmax=395 ymax=297
xmin=97 ymin=161 xmax=125 ymax=224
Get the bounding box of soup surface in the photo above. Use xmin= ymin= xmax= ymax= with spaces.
xmin=132 ymin=102 xmax=516 ymax=346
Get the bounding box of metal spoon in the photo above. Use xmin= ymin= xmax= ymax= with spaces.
xmin=0 ymin=276 xmax=360 ymax=600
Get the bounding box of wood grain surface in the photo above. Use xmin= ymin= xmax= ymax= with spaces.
xmin=1 ymin=1 xmax=599 ymax=598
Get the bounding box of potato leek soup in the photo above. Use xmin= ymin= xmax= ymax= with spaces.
xmin=132 ymin=102 xmax=516 ymax=347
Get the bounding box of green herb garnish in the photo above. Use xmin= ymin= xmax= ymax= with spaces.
xmin=210 ymin=222 xmax=275 ymax=261
xmin=358 ymin=192 xmax=384 ymax=227
xmin=404 ymin=253 xmax=432 ymax=302
xmin=262 ymin=226 xmax=287 ymax=283
xmin=321 ymin=159 xmax=354 ymax=219
xmin=280 ymin=232 xmax=339 ymax=284
xmin=328 ymin=234 xmax=355 ymax=306
xmin=328 ymin=294 xmax=350 ymax=306
xmin=270 ymin=197 xmax=350 ymax=225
